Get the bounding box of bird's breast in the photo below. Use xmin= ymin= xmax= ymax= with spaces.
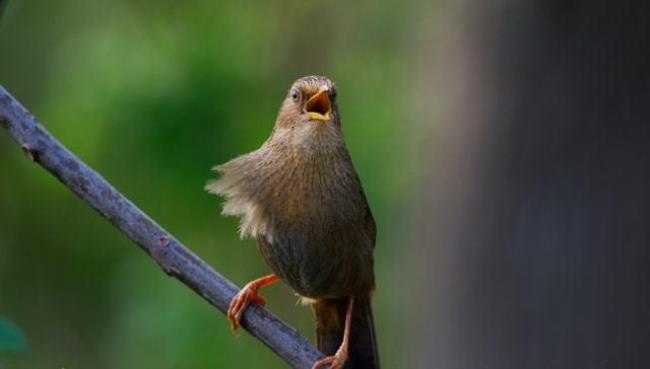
xmin=256 ymin=220 xmax=375 ymax=299
xmin=210 ymin=137 xmax=375 ymax=298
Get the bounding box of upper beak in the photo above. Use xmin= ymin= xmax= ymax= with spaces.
xmin=305 ymin=90 xmax=332 ymax=122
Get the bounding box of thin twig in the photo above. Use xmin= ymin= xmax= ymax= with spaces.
xmin=0 ymin=85 xmax=326 ymax=369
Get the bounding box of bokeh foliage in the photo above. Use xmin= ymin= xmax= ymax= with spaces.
xmin=0 ymin=318 xmax=27 ymax=353
xmin=0 ymin=0 xmax=424 ymax=368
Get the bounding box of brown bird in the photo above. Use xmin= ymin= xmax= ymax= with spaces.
xmin=206 ymin=75 xmax=379 ymax=369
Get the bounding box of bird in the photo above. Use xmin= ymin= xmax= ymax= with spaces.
xmin=206 ymin=75 xmax=379 ymax=369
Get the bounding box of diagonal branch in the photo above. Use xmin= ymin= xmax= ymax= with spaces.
xmin=0 ymin=85 xmax=325 ymax=369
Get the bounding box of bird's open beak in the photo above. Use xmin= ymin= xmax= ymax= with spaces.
xmin=305 ymin=90 xmax=332 ymax=122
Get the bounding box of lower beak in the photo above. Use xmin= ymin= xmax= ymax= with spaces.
xmin=305 ymin=90 xmax=332 ymax=122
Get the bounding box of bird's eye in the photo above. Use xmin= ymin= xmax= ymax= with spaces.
xmin=290 ymin=89 xmax=300 ymax=102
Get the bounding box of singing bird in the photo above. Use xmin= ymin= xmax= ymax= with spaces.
xmin=206 ymin=76 xmax=379 ymax=369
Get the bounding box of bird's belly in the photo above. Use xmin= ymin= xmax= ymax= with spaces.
xmin=257 ymin=229 xmax=374 ymax=299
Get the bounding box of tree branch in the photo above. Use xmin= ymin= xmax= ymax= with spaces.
xmin=0 ymin=85 xmax=325 ymax=369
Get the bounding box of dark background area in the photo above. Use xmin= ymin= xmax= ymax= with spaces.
xmin=409 ymin=1 xmax=650 ymax=369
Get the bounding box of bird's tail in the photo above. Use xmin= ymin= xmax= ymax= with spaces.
xmin=313 ymin=295 xmax=380 ymax=369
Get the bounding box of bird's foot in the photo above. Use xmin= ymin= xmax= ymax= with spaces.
xmin=228 ymin=282 xmax=267 ymax=333
xmin=227 ymin=274 xmax=279 ymax=334
xmin=311 ymin=346 xmax=348 ymax=369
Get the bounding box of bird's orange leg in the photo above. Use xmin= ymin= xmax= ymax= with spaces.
xmin=311 ymin=297 xmax=355 ymax=369
xmin=228 ymin=273 xmax=280 ymax=334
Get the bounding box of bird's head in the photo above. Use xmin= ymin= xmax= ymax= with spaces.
xmin=275 ymin=76 xmax=339 ymax=130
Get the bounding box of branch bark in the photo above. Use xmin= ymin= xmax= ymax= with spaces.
xmin=0 ymin=85 xmax=326 ymax=369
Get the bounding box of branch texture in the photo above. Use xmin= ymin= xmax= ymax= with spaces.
xmin=0 ymin=85 xmax=325 ymax=369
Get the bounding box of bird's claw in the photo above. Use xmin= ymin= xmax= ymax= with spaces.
xmin=227 ymin=283 xmax=266 ymax=334
xmin=311 ymin=347 xmax=348 ymax=369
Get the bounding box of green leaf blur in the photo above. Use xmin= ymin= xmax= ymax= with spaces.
xmin=0 ymin=1 xmax=424 ymax=368
xmin=0 ymin=319 xmax=27 ymax=353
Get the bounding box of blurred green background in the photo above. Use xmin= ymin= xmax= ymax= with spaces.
xmin=0 ymin=1 xmax=431 ymax=368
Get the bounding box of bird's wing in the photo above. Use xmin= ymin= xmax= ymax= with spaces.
xmin=351 ymin=160 xmax=376 ymax=248
xmin=364 ymin=202 xmax=377 ymax=248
